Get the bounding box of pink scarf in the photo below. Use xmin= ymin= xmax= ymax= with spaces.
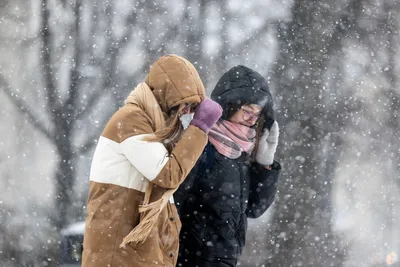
xmin=208 ymin=120 xmax=256 ymax=159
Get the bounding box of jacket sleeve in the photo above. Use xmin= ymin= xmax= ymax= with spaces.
xmin=103 ymin=106 xmax=208 ymax=189
xmin=121 ymin=125 xmax=208 ymax=189
xmin=173 ymin=159 xmax=202 ymax=214
xmin=173 ymin=142 xmax=214 ymax=214
xmin=246 ymin=161 xmax=281 ymax=218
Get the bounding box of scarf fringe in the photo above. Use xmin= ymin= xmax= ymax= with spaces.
xmin=119 ymin=198 xmax=164 ymax=247
xmin=120 ymin=83 xmax=173 ymax=247
xmin=120 ymin=187 xmax=176 ymax=247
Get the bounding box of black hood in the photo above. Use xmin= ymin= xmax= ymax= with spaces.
xmin=211 ymin=65 xmax=275 ymax=121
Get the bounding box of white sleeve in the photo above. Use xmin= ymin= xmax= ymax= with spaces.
xmin=120 ymin=134 xmax=170 ymax=181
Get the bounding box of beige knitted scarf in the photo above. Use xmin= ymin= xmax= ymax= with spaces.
xmin=120 ymin=82 xmax=177 ymax=247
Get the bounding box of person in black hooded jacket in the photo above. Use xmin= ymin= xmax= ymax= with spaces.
xmin=174 ymin=65 xmax=282 ymax=267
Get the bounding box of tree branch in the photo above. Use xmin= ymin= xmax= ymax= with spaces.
xmin=40 ymin=0 xmax=58 ymax=113
xmin=65 ymin=0 xmax=83 ymax=124
xmin=232 ymin=21 xmax=276 ymax=52
xmin=117 ymin=6 xmax=140 ymax=48
xmin=88 ymin=0 xmax=100 ymax=52
xmin=0 ymin=76 xmax=54 ymax=141
xmin=75 ymin=112 xmax=111 ymax=155
xmin=74 ymin=90 xmax=108 ymax=120
xmin=76 ymin=132 xmax=99 ymax=155
xmin=75 ymin=2 xmax=139 ymax=125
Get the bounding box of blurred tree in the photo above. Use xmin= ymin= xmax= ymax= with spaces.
xmin=264 ymin=0 xmax=364 ymax=266
xmin=266 ymin=0 xmax=399 ymax=266
xmin=3 ymin=0 xmax=399 ymax=266
xmin=333 ymin=1 xmax=400 ymax=265
xmin=1 ymin=0 xmax=141 ymax=230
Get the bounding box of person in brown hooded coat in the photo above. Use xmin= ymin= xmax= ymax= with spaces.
xmin=82 ymin=54 xmax=222 ymax=267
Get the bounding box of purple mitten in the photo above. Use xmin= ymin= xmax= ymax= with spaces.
xmin=190 ymin=98 xmax=222 ymax=134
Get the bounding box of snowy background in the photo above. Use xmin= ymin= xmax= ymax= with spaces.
xmin=0 ymin=0 xmax=399 ymax=266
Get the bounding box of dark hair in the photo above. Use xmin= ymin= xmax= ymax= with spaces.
xmin=225 ymin=103 xmax=243 ymax=119
xmin=250 ymin=113 xmax=265 ymax=162
xmin=226 ymin=103 xmax=266 ymax=162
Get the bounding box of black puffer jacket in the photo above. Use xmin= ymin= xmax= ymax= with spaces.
xmin=175 ymin=66 xmax=281 ymax=266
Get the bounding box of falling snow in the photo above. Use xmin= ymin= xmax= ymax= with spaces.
xmin=0 ymin=0 xmax=399 ymax=267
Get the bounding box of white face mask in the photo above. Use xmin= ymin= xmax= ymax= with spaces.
xmin=179 ymin=113 xmax=194 ymax=129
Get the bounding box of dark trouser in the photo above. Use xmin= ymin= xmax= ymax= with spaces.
xmin=177 ymin=257 xmax=237 ymax=267
xmin=177 ymin=249 xmax=237 ymax=267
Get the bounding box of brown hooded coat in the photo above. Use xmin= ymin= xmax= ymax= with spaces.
xmin=82 ymin=55 xmax=207 ymax=267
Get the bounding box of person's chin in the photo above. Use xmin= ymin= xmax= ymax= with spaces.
xmin=241 ymin=122 xmax=254 ymax=127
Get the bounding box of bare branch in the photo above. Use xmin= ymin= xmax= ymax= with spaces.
xmin=117 ymin=7 xmax=139 ymax=48
xmin=65 ymin=1 xmax=83 ymax=122
xmin=2 ymin=11 xmax=30 ymax=23
xmin=76 ymin=132 xmax=99 ymax=155
xmin=107 ymin=1 xmax=143 ymax=62
xmin=40 ymin=0 xmax=58 ymax=112
xmin=232 ymin=22 xmax=275 ymax=52
xmin=88 ymin=1 xmax=100 ymax=51
xmin=75 ymin=2 xmax=132 ymax=121
xmin=325 ymin=0 xmax=364 ymax=57
xmin=75 ymin=112 xmax=112 ymax=155
xmin=0 ymin=76 xmax=54 ymax=141
xmin=75 ymin=89 xmax=111 ymax=120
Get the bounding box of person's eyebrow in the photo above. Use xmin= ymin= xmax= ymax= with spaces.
xmin=248 ymin=107 xmax=262 ymax=115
